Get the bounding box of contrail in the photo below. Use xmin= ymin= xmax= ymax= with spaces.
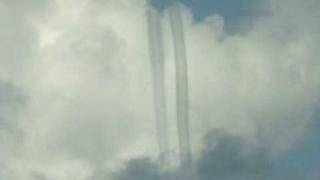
xmin=147 ymin=5 xmax=169 ymax=163
xmin=168 ymin=4 xmax=192 ymax=165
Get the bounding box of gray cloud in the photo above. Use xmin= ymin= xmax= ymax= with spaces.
xmin=113 ymin=129 xmax=316 ymax=180
xmin=114 ymin=158 xmax=161 ymax=180
xmin=0 ymin=81 xmax=27 ymax=175
xmin=0 ymin=82 xmax=27 ymax=132
xmin=197 ymin=130 xmax=271 ymax=180
xmin=112 ymin=129 xmax=272 ymax=180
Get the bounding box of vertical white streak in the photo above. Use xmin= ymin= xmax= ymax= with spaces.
xmin=169 ymin=4 xmax=192 ymax=165
xmin=147 ymin=5 xmax=169 ymax=163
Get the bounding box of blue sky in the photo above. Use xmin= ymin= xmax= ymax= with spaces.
xmin=152 ymin=0 xmax=267 ymax=34
xmin=272 ymin=118 xmax=320 ymax=178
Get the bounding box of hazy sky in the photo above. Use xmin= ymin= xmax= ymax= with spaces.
xmin=0 ymin=0 xmax=319 ymax=179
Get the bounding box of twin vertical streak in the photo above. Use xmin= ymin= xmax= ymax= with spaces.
xmin=147 ymin=6 xmax=169 ymax=163
xmin=169 ymin=5 xmax=192 ymax=165
xmin=147 ymin=2 xmax=192 ymax=166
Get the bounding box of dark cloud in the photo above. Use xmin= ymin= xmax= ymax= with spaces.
xmin=114 ymin=158 xmax=161 ymax=180
xmin=113 ymin=129 xmax=317 ymax=180
xmin=197 ymin=130 xmax=271 ymax=180
xmin=112 ymin=129 xmax=265 ymax=180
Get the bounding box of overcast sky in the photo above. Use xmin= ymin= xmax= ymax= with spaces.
xmin=0 ymin=0 xmax=319 ymax=179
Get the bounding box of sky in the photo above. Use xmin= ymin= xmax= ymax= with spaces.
xmin=152 ymin=0 xmax=268 ymax=34
xmin=0 ymin=0 xmax=320 ymax=180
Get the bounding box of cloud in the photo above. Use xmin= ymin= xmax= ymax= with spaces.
xmin=0 ymin=82 xmax=27 ymax=131
xmin=113 ymin=129 xmax=273 ymax=180
xmin=0 ymin=81 xmax=27 ymax=176
xmin=197 ymin=130 xmax=271 ymax=180
xmin=0 ymin=0 xmax=319 ymax=179
xmin=114 ymin=158 xmax=161 ymax=180
xmin=113 ymin=129 xmax=317 ymax=180
xmin=182 ymin=0 xmax=320 ymax=155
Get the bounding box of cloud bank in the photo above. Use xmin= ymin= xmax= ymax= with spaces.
xmin=0 ymin=0 xmax=319 ymax=179
xmin=114 ymin=129 xmax=272 ymax=180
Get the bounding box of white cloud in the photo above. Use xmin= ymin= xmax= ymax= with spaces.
xmin=0 ymin=0 xmax=319 ymax=179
